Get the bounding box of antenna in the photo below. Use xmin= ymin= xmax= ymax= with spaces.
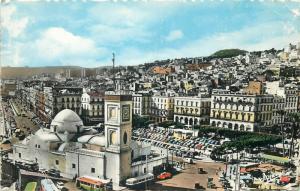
xmin=112 ymin=53 xmax=116 ymax=91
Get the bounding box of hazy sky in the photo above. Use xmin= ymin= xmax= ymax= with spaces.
xmin=1 ymin=1 xmax=300 ymax=67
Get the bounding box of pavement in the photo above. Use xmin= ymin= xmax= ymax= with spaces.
xmin=141 ymin=144 xmax=226 ymax=190
xmin=8 ymin=99 xmax=40 ymax=143
xmin=148 ymin=160 xmax=225 ymax=190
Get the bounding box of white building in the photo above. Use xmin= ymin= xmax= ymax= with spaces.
xmin=210 ymin=90 xmax=274 ymax=132
xmin=11 ymin=92 xmax=166 ymax=190
xmin=173 ymin=96 xmax=211 ymax=127
xmin=43 ymin=86 xmax=53 ymax=120
xmin=81 ymin=91 xmax=105 ymax=125
xmin=149 ymin=95 xmax=174 ymax=123
xmin=272 ymin=95 xmax=285 ymax=124
xmin=132 ymin=93 xmax=151 ymax=117
xmin=266 ymin=82 xmax=298 ymax=114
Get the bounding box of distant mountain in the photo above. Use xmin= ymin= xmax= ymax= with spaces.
xmin=211 ymin=49 xmax=248 ymax=58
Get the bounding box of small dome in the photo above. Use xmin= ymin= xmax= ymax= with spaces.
xmin=77 ymin=135 xmax=105 ymax=146
xmin=35 ymin=129 xmax=61 ymax=142
xmin=51 ymin=109 xmax=83 ymax=133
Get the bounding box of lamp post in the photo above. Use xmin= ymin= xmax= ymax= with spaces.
xmin=276 ymin=110 xmax=286 ymax=157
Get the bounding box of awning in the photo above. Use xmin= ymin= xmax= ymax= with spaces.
xmin=240 ymin=174 xmax=252 ymax=180
xmin=262 ymin=154 xmax=290 ymax=163
xmin=240 ymin=167 xmax=247 ymax=173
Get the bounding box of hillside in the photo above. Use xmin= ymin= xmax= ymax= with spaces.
xmin=1 ymin=66 xmax=90 ymax=79
xmin=211 ymin=49 xmax=247 ymax=58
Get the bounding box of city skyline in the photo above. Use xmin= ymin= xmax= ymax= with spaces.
xmin=1 ymin=1 xmax=300 ymax=68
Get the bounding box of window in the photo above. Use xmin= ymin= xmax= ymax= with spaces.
xmin=56 ymin=160 xmax=59 ymax=165
xmin=91 ymin=168 xmax=95 ymax=173
xmin=72 ymin=163 xmax=76 ymax=169
xmin=19 ymin=153 xmax=21 ymax=158
xmin=144 ymin=168 xmax=146 ymax=173
xmin=123 ymin=131 xmax=128 ymax=144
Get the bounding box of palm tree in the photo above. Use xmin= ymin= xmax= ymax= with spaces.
xmin=286 ymin=112 xmax=300 ymax=158
xmin=276 ymin=110 xmax=286 ymax=157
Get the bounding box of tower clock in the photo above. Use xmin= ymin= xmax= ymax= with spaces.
xmin=104 ymin=92 xmax=132 ymax=188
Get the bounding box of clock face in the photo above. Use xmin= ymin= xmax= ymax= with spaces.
xmin=122 ymin=105 xmax=130 ymax=122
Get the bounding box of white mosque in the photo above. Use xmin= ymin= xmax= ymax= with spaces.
xmin=11 ymin=92 xmax=166 ymax=190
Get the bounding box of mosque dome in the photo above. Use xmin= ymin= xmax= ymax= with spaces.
xmin=51 ymin=109 xmax=84 ymax=134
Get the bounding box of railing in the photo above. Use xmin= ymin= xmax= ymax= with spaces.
xmin=131 ymin=155 xmax=166 ymax=166
xmin=65 ymin=147 xmax=105 ymax=158
xmin=105 ymin=90 xmax=132 ymax=95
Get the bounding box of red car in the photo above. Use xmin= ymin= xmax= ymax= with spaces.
xmin=157 ymin=172 xmax=172 ymax=180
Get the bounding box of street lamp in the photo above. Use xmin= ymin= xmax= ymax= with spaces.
xmin=276 ymin=110 xmax=286 ymax=157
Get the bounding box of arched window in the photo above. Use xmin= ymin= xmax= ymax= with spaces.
xmin=123 ymin=131 xmax=128 ymax=144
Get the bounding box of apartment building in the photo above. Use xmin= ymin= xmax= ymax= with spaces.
xmin=81 ymin=91 xmax=105 ymax=125
xmin=149 ymin=95 xmax=174 ymax=123
xmin=132 ymin=93 xmax=151 ymax=117
xmin=53 ymin=87 xmax=83 ymax=116
xmin=210 ymin=90 xmax=274 ymax=132
xmin=174 ymin=95 xmax=211 ymax=127
xmin=266 ymin=82 xmax=298 ymax=114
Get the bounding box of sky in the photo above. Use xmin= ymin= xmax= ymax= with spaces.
xmin=1 ymin=0 xmax=300 ymax=67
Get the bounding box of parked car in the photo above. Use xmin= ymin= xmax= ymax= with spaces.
xmin=183 ymin=158 xmax=194 ymax=164
xmin=157 ymin=172 xmax=172 ymax=180
xmin=47 ymin=169 xmax=60 ymax=178
xmin=39 ymin=168 xmax=47 ymax=174
xmin=56 ymin=181 xmax=64 ymax=190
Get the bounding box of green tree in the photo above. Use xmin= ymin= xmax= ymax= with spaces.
xmin=132 ymin=114 xmax=151 ymax=129
xmin=286 ymin=112 xmax=300 ymax=158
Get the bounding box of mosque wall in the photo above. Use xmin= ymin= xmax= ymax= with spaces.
xmin=78 ymin=153 xmax=105 ymax=179
xmin=131 ymin=156 xmax=167 ymax=177
xmin=105 ymin=152 xmax=120 ymax=188
xmin=65 ymin=152 xmax=78 ymax=179
xmin=47 ymin=152 xmax=66 ymax=172
xmin=120 ymin=150 xmax=131 ymax=181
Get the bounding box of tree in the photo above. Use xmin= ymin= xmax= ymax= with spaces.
xmin=286 ymin=112 xmax=300 ymax=158
xmin=275 ymin=109 xmax=286 ymax=157
xmin=132 ymin=114 xmax=151 ymax=129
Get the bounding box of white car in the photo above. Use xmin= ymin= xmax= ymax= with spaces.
xmin=183 ymin=158 xmax=194 ymax=164
xmin=194 ymin=155 xmax=205 ymax=160
xmin=39 ymin=168 xmax=47 ymax=174
xmin=56 ymin=181 xmax=64 ymax=190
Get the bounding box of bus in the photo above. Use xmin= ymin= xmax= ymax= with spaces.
xmin=76 ymin=176 xmax=110 ymax=191
xmin=24 ymin=182 xmax=37 ymax=191
xmin=40 ymin=179 xmax=59 ymax=191
xmin=126 ymin=173 xmax=154 ymax=189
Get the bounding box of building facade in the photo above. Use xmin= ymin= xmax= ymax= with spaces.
xmin=132 ymin=93 xmax=151 ymax=117
xmin=52 ymin=87 xmax=83 ymax=117
xmin=11 ymin=91 xmax=166 ymax=190
xmin=173 ymin=96 xmax=211 ymax=127
xmin=81 ymin=91 xmax=105 ymax=125
xmin=284 ymin=84 xmax=298 ymax=114
xmin=210 ymin=90 xmax=274 ymax=132
xmin=149 ymin=95 xmax=174 ymax=123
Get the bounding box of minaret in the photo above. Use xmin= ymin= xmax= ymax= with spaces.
xmin=104 ymin=91 xmax=132 ymax=190
xmin=112 ymin=53 xmax=116 ymax=91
